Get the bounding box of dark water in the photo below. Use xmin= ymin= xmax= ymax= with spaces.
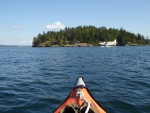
xmin=0 ymin=46 xmax=150 ymax=113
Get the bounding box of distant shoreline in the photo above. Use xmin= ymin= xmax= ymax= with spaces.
xmin=33 ymin=43 xmax=94 ymax=47
xmin=1 ymin=44 xmax=149 ymax=48
xmin=32 ymin=44 xmax=150 ymax=47
xmin=0 ymin=45 xmax=31 ymax=47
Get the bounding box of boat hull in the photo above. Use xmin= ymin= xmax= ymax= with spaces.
xmin=54 ymin=77 xmax=106 ymax=113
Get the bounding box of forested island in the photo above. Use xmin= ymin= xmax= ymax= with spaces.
xmin=32 ymin=26 xmax=150 ymax=47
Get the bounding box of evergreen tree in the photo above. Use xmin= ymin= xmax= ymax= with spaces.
xmin=32 ymin=26 xmax=150 ymax=47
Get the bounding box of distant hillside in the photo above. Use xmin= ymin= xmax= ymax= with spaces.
xmin=32 ymin=26 xmax=150 ymax=47
xmin=0 ymin=45 xmax=31 ymax=47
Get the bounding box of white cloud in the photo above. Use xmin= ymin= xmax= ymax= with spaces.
xmin=45 ymin=21 xmax=65 ymax=31
xmin=2 ymin=42 xmax=15 ymax=45
xmin=18 ymin=40 xmax=32 ymax=45
xmin=1 ymin=40 xmax=32 ymax=45
xmin=11 ymin=25 xmax=23 ymax=30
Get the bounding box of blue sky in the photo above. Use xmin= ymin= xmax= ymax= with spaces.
xmin=0 ymin=0 xmax=150 ymax=45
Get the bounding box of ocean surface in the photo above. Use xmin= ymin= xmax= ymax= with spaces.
xmin=0 ymin=46 xmax=150 ymax=113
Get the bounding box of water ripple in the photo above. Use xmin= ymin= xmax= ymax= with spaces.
xmin=0 ymin=47 xmax=150 ymax=113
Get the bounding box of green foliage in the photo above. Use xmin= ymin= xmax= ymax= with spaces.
xmin=32 ymin=26 xmax=150 ymax=47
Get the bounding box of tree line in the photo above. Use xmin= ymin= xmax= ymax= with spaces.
xmin=32 ymin=26 xmax=150 ymax=47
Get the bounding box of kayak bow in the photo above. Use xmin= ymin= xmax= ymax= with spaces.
xmin=54 ymin=77 xmax=106 ymax=113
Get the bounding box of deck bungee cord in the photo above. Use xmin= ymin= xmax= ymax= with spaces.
xmin=76 ymin=88 xmax=90 ymax=113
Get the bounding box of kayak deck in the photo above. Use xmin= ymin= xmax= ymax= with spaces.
xmin=54 ymin=77 xmax=106 ymax=113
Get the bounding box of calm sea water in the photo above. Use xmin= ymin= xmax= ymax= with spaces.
xmin=0 ymin=46 xmax=150 ymax=113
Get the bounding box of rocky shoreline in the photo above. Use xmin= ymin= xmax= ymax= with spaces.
xmin=34 ymin=43 xmax=93 ymax=47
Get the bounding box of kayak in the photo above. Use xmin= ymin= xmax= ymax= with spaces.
xmin=54 ymin=76 xmax=106 ymax=113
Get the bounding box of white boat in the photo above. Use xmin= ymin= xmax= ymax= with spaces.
xmin=99 ymin=39 xmax=117 ymax=46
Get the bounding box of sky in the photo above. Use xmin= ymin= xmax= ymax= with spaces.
xmin=0 ymin=0 xmax=150 ymax=45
